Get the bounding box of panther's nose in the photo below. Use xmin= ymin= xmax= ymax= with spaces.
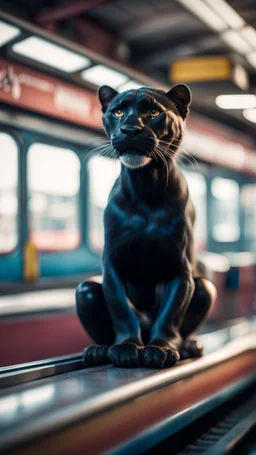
xmin=120 ymin=125 xmax=143 ymax=138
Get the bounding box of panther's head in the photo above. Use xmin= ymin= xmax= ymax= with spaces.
xmin=98 ymin=84 xmax=191 ymax=169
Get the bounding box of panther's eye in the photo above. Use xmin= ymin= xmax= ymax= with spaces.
xmin=149 ymin=108 xmax=161 ymax=117
xmin=113 ymin=109 xmax=124 ymax=118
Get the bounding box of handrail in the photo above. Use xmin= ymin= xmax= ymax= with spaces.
xmin=0 ymin=353 xmax=83 ymax=389
xmin=0 ymin=329 xmax=255 ymax=451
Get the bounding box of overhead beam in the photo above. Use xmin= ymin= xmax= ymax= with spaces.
xmin=120 ymin=11 xmax=192 ymax=41
xmin=75 ymin=17 xmax=116 ymax=58
xmin=134 ymin=35 xmax=221 ymax=66
xmin=36 ymin=0 xmax=112 ymax=24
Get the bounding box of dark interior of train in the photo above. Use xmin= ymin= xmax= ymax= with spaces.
xmin=0 ymin=1 xmax=255 ymax=454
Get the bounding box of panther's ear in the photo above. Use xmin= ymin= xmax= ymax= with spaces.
xmin=98 ymin=85 xmax=119 ymax=113
xmin=165 ymin=84 xmax=191 ymax=119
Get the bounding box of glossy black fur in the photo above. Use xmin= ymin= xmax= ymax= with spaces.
xmin=76 ymin=84 xmax=216 ymax=368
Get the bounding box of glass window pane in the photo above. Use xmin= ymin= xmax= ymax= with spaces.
xmin=182 ymin=171 xmax=207 ymax=252
xmin=89 ymin=156 xmax=120 ymax=252
xmin=28 ymin=143 xmax=80 ymax=251
xmin=211 ymin=177 xmax=240 ymax=242
xmin=0 ymin=133 xmax=18 ymax=253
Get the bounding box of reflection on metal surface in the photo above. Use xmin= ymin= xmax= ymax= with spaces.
xmin=20 ymin=385 xmax=55 ymax=408
xmin=230 ymin=321 xmax=252 ymax=339
xmin=0 ymin=385 xmax=55 ymax=424
xmin=199 ymin=330 xmax=229 ymax=352
xmin=0 ymin=396 xmax=18 ymax=420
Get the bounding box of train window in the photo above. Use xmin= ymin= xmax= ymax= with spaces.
xmin=28 ymin=143 xmax=80 ymax=251
xmin=241 ymin=185 xmax=256 ymax=251
xmin=182 ymin=171 xmax=207 ymax=251
xmin=0 ymin=133 xmax=18 ymax=253
xmin=88 ymin=155 xmax=120 ymax=251
xmin=211 ymin=177 xmax=240 ymax=242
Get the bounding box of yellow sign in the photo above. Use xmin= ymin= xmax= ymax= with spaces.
xmin=171 ymin=56 xmax=232 ymax=83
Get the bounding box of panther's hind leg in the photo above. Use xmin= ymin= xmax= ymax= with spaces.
xmin=76 ymin=280 xmax=115 ymax=366
xmin=179 ymin=277 xmax=216 ymax=360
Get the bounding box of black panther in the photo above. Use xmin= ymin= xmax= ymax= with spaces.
xmin=76 ymin=84 xmax=216 ymax=369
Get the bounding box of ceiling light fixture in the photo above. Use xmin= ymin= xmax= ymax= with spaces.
xmin=221 ymin=30 xmax=252 ymax=53
xmin=247 ymin=51 xmax=256 ymax=69
xmin=81 ymin=65 xmax=129 ymax=88
xmin=12 ymin=36 xmax=91 ymax=73
xmin=233 ymin=64 xmax=249 ymax=91
xmin=243 ymin=108 xmax=256 ymax=123
xmin=216 ymin=94 xmax=256 ymax=109
xmin=0 ymin=20 xmax=20 ymax=47
xmin=204 ymin=0 xmax=245 ymax=29
xmin=240 ymin=26 xmax=256 ymax=48
xmin=177 ymin=0 xmax=227 ymax=32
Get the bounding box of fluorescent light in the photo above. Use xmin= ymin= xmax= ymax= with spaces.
xmin=12 ymin=36 xmax=91 ymax=73
xmin=0 ymin=20 xmax=20 ymax=47
xmin=119 ymin=80 xmax=142 ymax=91
xmin=204 ymin=0 xmax=245 ymax=29
xmin=240 ymin=26 xmax=256 ymax=48
xmin=233 ymin=64 xmax=249 ymax=91
xmin=216 ymin=94 xmax=256 ymax=109
xmin=81 ymin=65 xmax=128 ymax=88
xmin=247 ymin=51 xmax=256 ymax=69
xmin=177 ymin=0 xmax=227 ymax=31
xmin=221 ymin=30 xmax=252 ymax=53
xmin=243 ymin=108 xmax=256 ymax=123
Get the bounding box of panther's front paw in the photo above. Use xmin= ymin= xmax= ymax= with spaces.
xmin=180 ymin=339 xmax=203 ymax=360
xmin=108 ymin=343 xmax=143 ymax=367
xmin=83 ymin=344 xmax=110 ymax=366
xmin=143 ymin=344 xmax=180 ymax=369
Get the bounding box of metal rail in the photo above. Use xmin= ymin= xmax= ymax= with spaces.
xmin=0 ymin=326 xmax=255 ymax=452
xmin=0 ymin=353 xmax=83 ymax=389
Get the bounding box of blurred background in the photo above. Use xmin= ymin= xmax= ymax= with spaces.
xmin=0 ymin=0 xmax=255 ymax=367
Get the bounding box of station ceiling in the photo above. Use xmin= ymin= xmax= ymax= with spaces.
xmin=1 ymin=0 xmax=256 ymax=140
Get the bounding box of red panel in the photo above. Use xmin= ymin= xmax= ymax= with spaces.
xmin=0 ymin=58 xmax=102 ymax=129
xmin=0 ymin=313 xmax=91 ymax=367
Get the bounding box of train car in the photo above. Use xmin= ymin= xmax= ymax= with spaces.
xmin=0 ymin=10 xmax=255 ymax=455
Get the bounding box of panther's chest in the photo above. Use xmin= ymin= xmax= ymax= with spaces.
xmin=121 ymin=209 xmax=176 ymax=240
xmin=105 ymin=204 xmax=186 ymax=278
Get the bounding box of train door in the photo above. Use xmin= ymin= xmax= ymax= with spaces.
xmin=0 ymin=125 xmax=103 ymax=282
